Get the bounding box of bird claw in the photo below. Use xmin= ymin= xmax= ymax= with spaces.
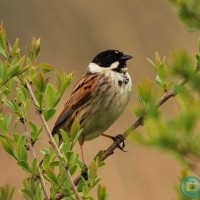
xmin=112 ymin=134 xmax=127 ymax=152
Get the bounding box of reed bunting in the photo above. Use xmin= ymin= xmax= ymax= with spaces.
xmin=52 ymin=50 xmax=132 ymax=162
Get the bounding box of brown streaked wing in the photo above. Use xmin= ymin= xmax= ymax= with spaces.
xmin=51 ymin=73 xmax=100 ymax=135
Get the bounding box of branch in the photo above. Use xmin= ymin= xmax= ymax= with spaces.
xmin=25 ymin=81 xmax=82 ymax=200
xmin=100 ymin=66 xmax=200 ymax=161
xmin=50 ymin=90 xmax=174 ymax=200
xmin=55 ymin=89 xmax=178 ymax=199
xmin=68 ymin=67 xmax=200 ymax=194
xmin=22 ymin=120 xmax=49 ymax=200
xmin=100 ymin=90 xmax=177 ymax=161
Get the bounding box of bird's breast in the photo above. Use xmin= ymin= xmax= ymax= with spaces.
xmin=80 ymin=71 xmax=132 ymax=141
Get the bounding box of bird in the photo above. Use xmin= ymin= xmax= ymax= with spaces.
xmin=51 ymin=50 xmax=132 ymax=163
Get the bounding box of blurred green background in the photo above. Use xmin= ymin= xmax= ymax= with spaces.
xmin=0 ymin=0 xmax=199 ymax=199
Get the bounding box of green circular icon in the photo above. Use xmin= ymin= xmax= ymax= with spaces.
xmin=180 ymin=176 xmax=200 ymax=198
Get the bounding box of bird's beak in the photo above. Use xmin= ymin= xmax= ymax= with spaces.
xmin=120 ymin=53 xmax=133 ymax=61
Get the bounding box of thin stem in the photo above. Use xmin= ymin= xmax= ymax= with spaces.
xmin=22 ymin=120 xmax=49 ymax=200
xmin=25 ymin=80 xmax=82 ymax=200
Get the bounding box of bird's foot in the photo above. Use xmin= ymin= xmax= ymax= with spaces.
xmin=112 ymin=134 xmax=127 ymax=152
xmin=102 ymin=133 xmax=127 ymax=152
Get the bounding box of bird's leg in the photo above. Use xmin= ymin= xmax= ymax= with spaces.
xmin=101 ymin=133 xmax=127 ymax=152
xmin=101 ymin=133 xmax=114 ymax=139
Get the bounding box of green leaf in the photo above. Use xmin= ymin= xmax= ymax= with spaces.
xmin=29 ymin=122 xmax=43 ymax=142
xmin=11 ymin=39 xmax=20 ymax=57
xmin=16 ymin=86 xmax=28 ymax=104
xmin=17 ymin=161 xmax=32 ymax=173
xmin=4 ymin=100 xmax=15 ymax=111
xmin=0 ymin=47 xmax=7 ymax=58
xmin=155 ymin=75 xmax=163 ymax=87
xmin=33 ymin=72 xmax=49 ymax=109
xmin=0 ymin=113 xmax=11 ymax=132
xmin=41 ymin=148 xmax=50 ymax=155
xmin=60 ymin=129 xmax=70 ymax=150
xmin=5 ymin=63 xmax=20 ymax=81
xmin=94 ymin=151 xmax=105 ymax=168
xmin=27 ymin=37 xmax=41 ymax=62
xmin=36 ymin=63 xmax=55 ymax=72
xmin=0 ymin=118 xmax=7 ymax=132
xmin=77 ymin=159 xmax=87 ymax=171
xmin=56 ymin=72 xmax=74 ymax=98
xmin=4 ymin=113 xmax=11 ymax=131
xmin=82 ymin=185 xmax=89 ymax=197
xmin=88 ymin=160 xmax=97 ymax=186
xmin=147 ymin=58 xmax=156 ymax=68
xmin=77 ymin=177 xmax=88 ymax=193
xmin=33 ymin=72 xmax=49 ymax=94
xmin=0 ymin=23 xmax=7 ymax=58
xmin=40 ymin=148 xmax=51 ymax=168
xmin=62 ymin=150 xmax=73 ymax=162
xmin=43 ymin=108 xmax=56 ymax=121
xmin=98 ymin=185 xmax=107 ymax=200
xmin=70 ymin=117 xmax=82 ymax=147
xmin=157 ymin=63 xmax=167 ymax=81
xmin=16 ymin=135 xmax=27 ymax=161
xmin=29 ymin=67 xmax=36 ymax=82
xmin=155 ymin=51 xmax=162 ymax=66
xmin=45 ymin=167 xmax=58 ymax=185
xmin=62 ymin=180 xmax=72 ymax=197
xmin=0 ymin=184 xmax=15 ymax=200
xmin=42 ymin=153 xmax=50 ymax=169
xmin=45 ymin=84 xmax=57 ymax=108
xmin=32 ymin=37 xmax=40 ymax=58
xmin=137 ymin=79 xmax=153 ymax=106
xmin=0 ymin=135 xmax=14 ymax=157
xmin=69 ymin=165 xmax=78 ymax=176
xmin=20 ymin=177 xmax=42 ymax=200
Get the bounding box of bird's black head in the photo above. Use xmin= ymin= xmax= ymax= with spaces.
xmin=92 ymin=50 xmax=132 ymax=71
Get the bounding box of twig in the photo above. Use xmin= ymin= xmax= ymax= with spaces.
xmin=100 ymin=90 xmax=177 ymax=161
xmin=49 ymin=65 xmax=200 ymax=199
xmin=100 ymin=65 xmax=200 ymax=161
xmin=25 ymin=80 xmax=82 ymax=200
xmin=5 ymin=39 xmax=49 ymax=199
xmin=70 ymin=67 xmax=200 ymax=191
xmin=22 ymin=120 xmax=49 ymax=200
xmin=50 ymin=89 xmax=177 ymax=200
xmin=55 ymin=89 xmax=179 ymax=199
